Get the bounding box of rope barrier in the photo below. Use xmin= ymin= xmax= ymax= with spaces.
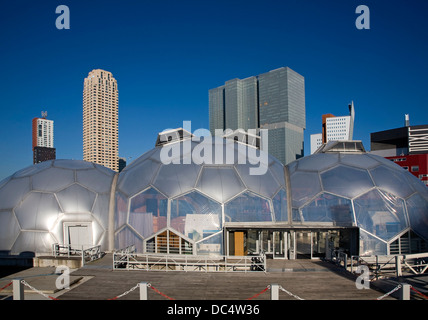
xmin=148 ymin=283 xmax=176 ymax=300
xmin=278 ymin=285 xmax=305 ymax=300
xmin=107 ymin=283 xmax=140 ymax=300
xmin=21 ymin=280 xmax=58 ymax=300
xmin=246 ymin=285 xmax=270 ymax=300
xmin=410 ymin=286 xmax=428 ymax=300
xmin=375 ymin=284 xmax=402 ymax=300
xmin=13 ymin=278 xmax=426 ymax=300
xmin=0 ymin=282 xmax=12 ymax=292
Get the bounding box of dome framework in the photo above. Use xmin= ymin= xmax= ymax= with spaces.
xmin=1 ymin=135 xmax=428 ymax=259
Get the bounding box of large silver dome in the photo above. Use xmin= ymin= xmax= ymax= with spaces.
xmin=1 ymin=137 xmax=428 ymax=259
xmin=287 ymin=141 xmax=428 ymax=255
xmin=0 ymin=160 xmax=115 ymax=255
xmin=114 ymin=134 xmax=286 ymax=255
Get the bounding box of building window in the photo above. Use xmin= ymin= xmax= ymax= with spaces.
xmin=411 ymin=166 xmax=419 ymax=172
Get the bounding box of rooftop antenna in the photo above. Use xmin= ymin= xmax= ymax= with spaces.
xmin=41 ymin=111 xmax=48 ymax=119
xmin=404 ymin=114 xmax=410 ymax=127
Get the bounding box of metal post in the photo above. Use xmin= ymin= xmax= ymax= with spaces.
xmin=140 ymin=282 xmax=148 ymax=300
xmin=81 ymin=245 xmax=85 ymax=266
xmin=400 ymin=283 xmax=411 ymax=300
xmin=395 ymin=255 xmax=402 ymax=277
xmin=13 ymin=279 xmax=24 ymax=300
xmin=270 ymin=284 xmax=279 ymax=300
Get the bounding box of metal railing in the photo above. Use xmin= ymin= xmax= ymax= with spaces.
xmin=331 ymin=251 xmax=428 ymax=280
xmin=52 ymin=243 xmax=103 ymax=265
xmin=113 ymin=252 xmax=266 ymax=273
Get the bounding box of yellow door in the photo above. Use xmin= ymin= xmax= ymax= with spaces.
xmin=235 ymin=232 xmax=245 ymax=256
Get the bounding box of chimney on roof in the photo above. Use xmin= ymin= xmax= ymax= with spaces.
xmin=405 ymin=114 xmax=410 ymax=127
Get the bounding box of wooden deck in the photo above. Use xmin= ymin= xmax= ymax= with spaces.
xmin=56 ymin=254 xmax=393 ymax=300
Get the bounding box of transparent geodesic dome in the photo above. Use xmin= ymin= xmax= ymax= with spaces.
xmin=287 ymin=142 xmax=428 ymax=255
xmin=0 ymin=160 xmax=115 ymax=255
xmin=114 ymin=135 xmax=287 ymax=254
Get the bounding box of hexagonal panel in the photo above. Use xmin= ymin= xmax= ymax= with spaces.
xmin=273 ymin=188 xmax=287 ymax=222
xmin=12 ymin=160 xmax=53 ymax=178
xmin=11 ymin=231 xmax=57 ymax=255
xmin=115 ymin=226 xmax=144 ymax=253
xmin=152 ymin=163 xmax=200 ymax=198
xmin=15 ymin=192 xmax=60 ymax=231
xmin=289 ymin=171 xmax=321 ymax=208
xmin=196 ymin=167 xmax=245 ymax=203
xmin=129 ymin=188 xmax=167 ymax=238
xmin=56 ymin=184 xmax=96 ymax=213
xmin=269 ymin=161 xmax=286 ymax=187
xmin=224 ymin=191 xmax=272 ymax=222
xmin=354 ymin=189 xmax=408 ymax=241
xmin=296 ymin=153 xmax=339 ymax=172
xmin=359 ymin=228 xmax=387 ymax=256
xmin=300 ymin=193 xmax=353 ymax=225
xmin=366 ymin=154 xmax=404 ymax=170
xmin=0 ymin=177 xmax=30 ymax=210
xmin=116 ymin=159 xmax=160 ymax=197
xmin=406 ymin=193 xmax=428 ymax=241
xmin=170 ymin=191 xmax=222 ymax=241
xmin=32 ymin=167 xmax=74 ymax=192
xmin=370 ymin=166 xmax=415 ymax=199
xmin=92 ymin=193 xmax=110 ymax=228
xmin=54 ymin=159 xmax=94 ymax=170
xmin=321 ymin=165 xmax=374 ymax=199
xmin=76 ymin=168 xmax=115 ymax=194
xmin=340 ymin=154 xmax=380 ymax=169
xmin=115 ymin=192 xmax=128 ymax=229
xmin=0 ymin=210 xmax=20 ymax=251
xmin=235 ymin=163 xmax=280 ymax=198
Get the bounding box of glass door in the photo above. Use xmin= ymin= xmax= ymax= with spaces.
xmin=273 ymin=231 xmax=287 ymax=259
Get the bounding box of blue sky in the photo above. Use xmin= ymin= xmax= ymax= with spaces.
xmin=0 ymin=0 xmax=427 ymax=180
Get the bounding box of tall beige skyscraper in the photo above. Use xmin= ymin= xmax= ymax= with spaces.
xmin=83 ymin=69 xmax=119 ymax=171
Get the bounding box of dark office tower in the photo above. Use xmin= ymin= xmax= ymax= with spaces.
xmin=258 ymin=67 xmax=305 ymax=164
xmin=209 ymin=67 xmax=305 ymax=165
xmin=224 ymin=77 xmax=258 ymax=132
xmin=209 ymin=86 xmax=225 ymax=136
xmin=33 ymin=146 xmax=56 ymax=164
xmin=32 ymin=112 xmax=56 ymax=164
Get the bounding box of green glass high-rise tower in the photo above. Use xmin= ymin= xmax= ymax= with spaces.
xmin=209 ymin=67 xmax=305 ymax=165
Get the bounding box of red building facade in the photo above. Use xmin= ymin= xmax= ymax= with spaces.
xmin=387 ymin=154 xmax=428 ymax=186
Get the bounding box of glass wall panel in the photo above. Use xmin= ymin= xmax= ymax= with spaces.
xmin=406 ymin=193 xmax=428 ymax=241
xmin=170 ymin=191 xmax=222 ymax=242
xmin=290 ymin=171 xmax=321 ymax=207
xmin=196 ymin=232 xmax=223 ymax=256
xmin=354 ymin=189 xmax=407 ymax=241
xmin=269 ymin=161 xmax=285 ymax=186
xmin=359 ymin=229 xmax=387 ymax=256
xmin=115 ymin=192 xmax=128 ymax=229
xmin=115 ymin=226 xmax=144 ymax=253
xmin=224 ymin=191 xmax=272 ymax=222
xmin=300 ymin=193 xmax=353 ymax=225
xmin=129 ymin=188 xmax=167 ymax=238
xmin=273 ymin=188 xmax=287 ymax=222
xmin=116 ymin=160 xmax=160 ymax=197
xmin=321 ymin=165 xmax=374 ymax=199
xmin=370 ymin=166 xmax=415 ymax=199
